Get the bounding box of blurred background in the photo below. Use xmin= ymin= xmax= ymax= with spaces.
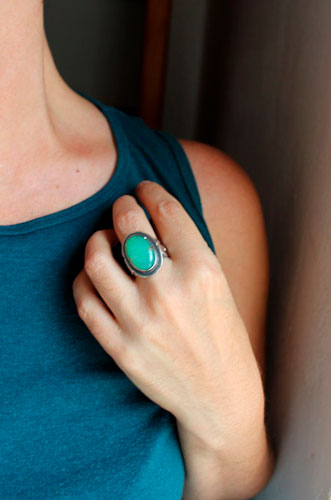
xmin=44 ymin=1 xmax=331 ymax=499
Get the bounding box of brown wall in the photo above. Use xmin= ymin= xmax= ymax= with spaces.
xmin=196 ymin=1 xmax=331 ymax=498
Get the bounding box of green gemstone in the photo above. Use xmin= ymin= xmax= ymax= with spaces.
xmin=125 ymin=235 xmax=156 ymax=271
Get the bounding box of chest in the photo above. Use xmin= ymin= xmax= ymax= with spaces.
xmin=0 ymin=154 xmax=117 ymax=226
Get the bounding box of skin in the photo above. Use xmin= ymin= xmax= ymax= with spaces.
xmin=0 ymin=0 xmax=118 ymax=225
xmin=177 ymin=141 xmax=270 ymax=386
xmin=73 ymin=181 xmax=274 ymax=500
xmin=1 ymin=1 xmax=275 ymax=498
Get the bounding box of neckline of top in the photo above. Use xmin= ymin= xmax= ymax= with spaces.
xmin=0 ymin=89 xmax=128 ymax=236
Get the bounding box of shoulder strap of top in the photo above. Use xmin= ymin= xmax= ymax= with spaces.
xmin=107 ymin=107 xmax=216 ymax=256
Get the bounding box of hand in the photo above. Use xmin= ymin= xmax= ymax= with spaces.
xmin=72 ymin=180 xmax=264 ymax=451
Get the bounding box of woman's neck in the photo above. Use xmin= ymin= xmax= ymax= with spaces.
xmin=0 ymin=0 xmax=86 ymax=169
xmin=0 ymin=1 xmax=119 ymax=226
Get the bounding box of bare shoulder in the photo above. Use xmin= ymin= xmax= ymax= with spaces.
xmin=177 ymin=138 xmax=270 ymax=383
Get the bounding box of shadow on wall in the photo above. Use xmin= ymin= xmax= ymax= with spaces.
xmin=197 ymin=0 xmax=240 ymax=147
xmin=44 ymin=0 xmax=146 ymax=114
xmin=197 ymin=1 xmax=331 ymax=499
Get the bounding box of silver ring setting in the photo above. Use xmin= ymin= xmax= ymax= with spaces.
xmin=121 ymin=231 xmax=169 ymax=278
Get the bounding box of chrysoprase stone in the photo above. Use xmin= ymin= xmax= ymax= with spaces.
xmin=125 ymin=235 xmax=156 ymax=270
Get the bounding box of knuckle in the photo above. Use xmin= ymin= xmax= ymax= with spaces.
xmin=77 ymin=297 xmax=94 ymax=323
xmin=130 ymin=315 xmax=145 ymax=334
xmin=106 ymin=331 xmax=129 ymax=364
xmin=191 ymin=255 xmax=221 ymax=284
xmin=119 ymin=346 xmax=141 ymax=377
xmin=146 ymin=285 xmax=181 ymax=322
xmin=117 ymin=209 xmax=140 ymax=232
xmin=84 ymin=248 xmax=108 ymax=276
xmin=157 ymin=199 xmax=181 ymax=218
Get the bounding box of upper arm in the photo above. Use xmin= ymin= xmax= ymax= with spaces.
xmin=177 ymin=138 xmax=270 ymax=385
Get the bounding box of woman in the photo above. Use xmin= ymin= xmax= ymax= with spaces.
xmin=0 ymin=1 xmax=275 ymax=499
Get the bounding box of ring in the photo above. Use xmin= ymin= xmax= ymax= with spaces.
xmin=121 ymin=231 xmax=169 ymax=278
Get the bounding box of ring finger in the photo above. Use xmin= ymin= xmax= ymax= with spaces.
xmin=112 ymin=194 xmax=172 ymax=288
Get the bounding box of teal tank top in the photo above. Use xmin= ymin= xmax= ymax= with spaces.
xmin=0 ymin=90 xmax=216 ymax=499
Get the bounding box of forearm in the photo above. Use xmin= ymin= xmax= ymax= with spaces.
xmin=177 ymin=416 xmax=275 ymax=500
